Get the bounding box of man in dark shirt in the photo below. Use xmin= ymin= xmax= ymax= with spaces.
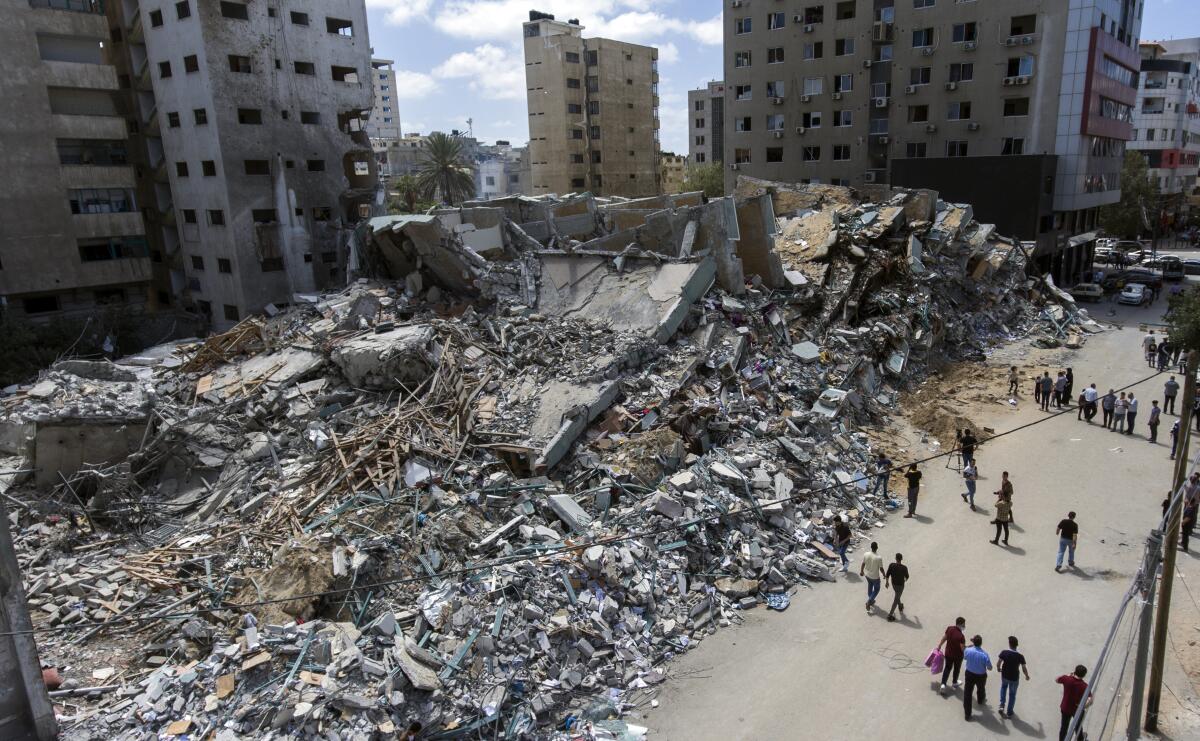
xmin=1164 ymin=375 xmax=1180 ymax=415
xmin=937 ymin=617 xmax=967 ymax=693
xmin=884 ymin=553 xmax=909 ymax=622
xmin=1056 ymin=512 xmax=1079 ymax=572
xmin=869 ymin=452 xmax=892 ymax=498
xmin=997 ymin=635 xmax=1030 ymax=718
xmin=904 ymin=464 xmax=922 ymax=518
xmin=1057 ymin=665 xmax=1091 ymax=741
xmin=959 ymin=430 xmax=977 ymax=467
xmin=834 ymin=520 xmax=852 ymax=572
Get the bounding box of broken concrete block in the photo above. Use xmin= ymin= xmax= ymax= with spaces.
xmin=652 ymin=493 xmax=684 ymax=519
xmin=790 ymin=341 xmax=821 ymax=363
xmin=330 ymin=325 xmax=437 ymax=390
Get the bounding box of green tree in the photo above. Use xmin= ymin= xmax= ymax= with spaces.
xmin=416 ymin=132 xmax=476 ymax=206
xmin=1168 ymin=288 xmax=1200 ymax=353
xmin=681 ymin=162 xmax=725 ymax=198
xmin=1100 ymin=150 xmax=1159 ymax=239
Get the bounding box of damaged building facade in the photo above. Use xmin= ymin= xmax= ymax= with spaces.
xmin=130 ymin=0 xmax=378 ymax=329
xmin=723 ymin=0 xmax=1142 ymax=286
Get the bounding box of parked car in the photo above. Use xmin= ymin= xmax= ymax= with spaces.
xmin=1181 ymin=259 xmax=1200 ymax=276
xmin=1160 ymin=256 xmax=1185 ymax=281
xmin=1118 ymin=283 xmax=1150 ymax=306
xmin=1102 ymin=269 xmax=1163 ymax=290
xmin=1070 ymin=283 xmax=1105 ymax=302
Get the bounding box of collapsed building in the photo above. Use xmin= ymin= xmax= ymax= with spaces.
xmin=0 ymin=179 xmax=1101 ymax=740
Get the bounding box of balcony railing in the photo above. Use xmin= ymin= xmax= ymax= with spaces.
xmin=29 ymin=0 xmax=104 ymax=13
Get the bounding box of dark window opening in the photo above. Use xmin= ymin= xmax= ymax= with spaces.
xmin=190 ymin=255 xmax=204 ymax=270
xmin=220 ymin=2 xmax=248 ymax=20
xmin=300 ymin=110 xmax=321 ymax=124
xmin=218 ymin=258 xmax=232 ymax=273
xmin=261 ymin=258 xmax=285 ymax=272
xmin=291 ymin=11 xmax=309 ymax=25
xmin=202 ymin=160 xmax=216 ymax=176
xmin=1010 ymin=14 xmax=1036 ymax=36
xmin=182 ymin=208 xmax=196 ymax=223
xmin=330 ymin=65 xmax=357 ymax=83
xmin=149 ymin=9 xmax=163 ymax=27
xmin=22 ymin=296 xmax=60 ymax=314
xmin=251 ymin=208 xmax=278 ymax=223
xmin=312 ymin=207 xmax=331 ymax=221
xmin=207 ymin=209 xmax=224 ymax=225
xmin=158 ymin=61 xmax=172 ymax=78
xmin=294 ymin=61 xmax=316 ymax=75
xmin=167 ymin=111 xmax=180 ymax=127
xmin=306 ymin=159 xmax=325 ymax=171
xmin=244 ymin=160 xmax=270 ymax=175
xmin=237 ymin=108 xmax=263 ymax=124
xmin=228 ymin=55 xmax=252 ymax=73
xmin=326 ymin=17 xmax=353 ymax=36
xmin=175 ymin=161 xmax=189 ymax=177
xmin=223 ymin=304 xmax=239 ymax=321
xmin=184 ymin=54 xmax=198 ymax=73
xmin=193 ymin=108 xmax=207 ymax=124
xmin=175 ymin=1 xmax=190 ymax=20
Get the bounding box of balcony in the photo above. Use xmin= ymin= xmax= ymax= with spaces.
xmin=41 ymin=60 xmax=119 ymax=90
xmin=60 ymin=164 xmax=137 ymax=189
xmin=28 ymin=0 xmax=105 ymax=13
xmin=51 ymin=113 xmax=128 ymax=139
xmin=72 ymin=211 xmax=145 ymax=239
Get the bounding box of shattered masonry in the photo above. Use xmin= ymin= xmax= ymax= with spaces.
xmin=0 ymin=179 xmax=1100 ymax=740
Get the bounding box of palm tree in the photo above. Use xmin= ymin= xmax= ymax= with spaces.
xmin=415 ymin=132 xmax=476 ymax=206
xmin=392 ymin=175 xmax=421 ymax=213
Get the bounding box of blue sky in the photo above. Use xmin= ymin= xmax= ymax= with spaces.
xmin=365 ymin=0 xmax=1198 ymax=156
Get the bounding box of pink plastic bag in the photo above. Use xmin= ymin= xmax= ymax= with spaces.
xmin=925 ymin=648 xmax=945 ymax=675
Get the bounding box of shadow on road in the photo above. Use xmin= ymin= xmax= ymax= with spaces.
xmin=1005 ymin=715 xmax=1047 ymax=738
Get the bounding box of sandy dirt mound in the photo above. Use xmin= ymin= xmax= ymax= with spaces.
xmin=236 ymin=536 xmax=335 ymax=625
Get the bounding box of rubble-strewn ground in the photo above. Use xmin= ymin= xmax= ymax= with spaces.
xmin=2 ymin=180 xmax=1102 ymax=740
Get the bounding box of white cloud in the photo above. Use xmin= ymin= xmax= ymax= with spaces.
xmin=432 ymin=44 xmax=526 ymax=100
xmin=392 ymin=70 xmax=438 ymax=99
xmin=657 ymin=42 xmax=679 ymax=65
xmin=429 ymin=1 xmax=691 ymax=43
xmin=367 ymin=0 xmax=433 ymax=25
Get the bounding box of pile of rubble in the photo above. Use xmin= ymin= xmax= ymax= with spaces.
xmin=1 ymin=179 xmax=1098 ymax=739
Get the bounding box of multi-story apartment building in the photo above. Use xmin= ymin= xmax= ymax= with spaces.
xmin=723 ymin=0 xmax=1142 ymax=284
xmin=1 ymin=0 xmax=155 ymax=320
xmin=523 ymin=10 xmax=660 ymax=198
xmin=661 ymin=153 xmax=688 ymax=193
xmin=476 ymin=141 xmax=530 ymax=199
xmin=688 ymin=80 xmax=726 ymax=166
xmin=369 ymin=58 xmax=402 ymax=179
xmin=115 ymin=0 xmax=376 ymax=329
xmin=1132 ymin=39 xmax=1200 ymax=219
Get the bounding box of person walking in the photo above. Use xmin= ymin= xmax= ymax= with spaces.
xmin=1144 ymin=330 xmax=1157 ymax=364
xmin=860 ymin=541 xmax=884 ymax=611
xmin=1148 ymin=400 xmax=1162 ymax=443
xmin=1164 ymin=375 xmax=1180 ymax=415
xmin=884 ymin=553 xmax=909 ymax=622
xmin=962 ymin=461 xmax=978 ymax=510
xmin=1114 ymin=392 xmax=1129 ymax=433
xmin=1158 ymin=339 xmax=1171 ymax=372
xmin=1182 ymin=500 xmax=1197 ymax=553
xmin=1076 ymin=389 xmax=1087 ymax=420
xmin=962 ymin=635 xmax=993 ymax=722
xmin=1057 ymin=665 xmax=1091 ymax=741
xmin=1034 ymin=370 xmax=1044 ymax=406
xmin=903 ymin=464 xmax=922 ymax=519
xmin=937 ymin=617 xmax=967 ymax=694
xmin=1083 ymin=384 xmax=1099 ymax=423
xmin=868 ymin=452 xmax=892 ymax=498
xmin=834 ymin=518 xmax=852 ymax=572
xmin=1194 ymin=395 xmax=1200 ymax=433
xmin=1053 ymin=372 xmax=1067 ymax=409
xmin=1147 ymin=338 xmax=1158 ymax=368
xmin=1126 ymin=392 xmax=1139 ymax=435
xmin=997 ymin=636 xmax=1030 ymax=718
xmin=1008 ymin=366 xmax=1020 ymax=396
xmin=1039 ymin=372 xmax=1053 ymax=411
xmin=1056 ymin=512 xmax=1079 ymax=571
xmin=991 ymin=492 xmax=1013 ymax=545
xmin=1001 ymin=471 xmax=1014 ymax=500
xmin=960 ymin=429 xmax=978 ymax=467
xmin=1101 ymin=388 xmax=1116 ymax=429
xmin=1063 ymin=367 xmax=1074 ymax=406
xmin=1171 ymin=419 xmax=1182 ymax=459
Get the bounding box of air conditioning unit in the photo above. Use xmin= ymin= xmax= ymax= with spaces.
xmin=863 ymin=60 xmax=873 ymax=69
xmin=730 ymin=163 xmax=740 ymax=170
xmin=731 ymin=0 xmax=743 ymax=7
xmin=864 ymin=171 xmax=877 ymax=183
xmin=831 ymin=91 xmax=843 ymax=100
xmin=905 ymin=85 xmax=917 ymax=94
xmin=1002 ymin=77 xmax=1015 ymax=86
xmin=964 ymin=41 xmax=977 ymax=51
xmin=921 ymin=47 xmax=935 ymax=56
xmin=1021 ymin=35 xmax=1034 ymax=45
xmin=1016 ymin=76 xmax=1030 ymax=85
xmin=804 ymin=24 xmax=815 ymax=33
xmin=878 ymin=136 xmax=889 ymax=144
xmin=801 ymin=94 xmax=811 ymax=102
xmin=773 ymin=130 xmax=784 ymax=139
xmin=874 ymin=97 xmax=889 ymax=108
xmin=968 ymin=122 xmax=980 ymax=131
xmin=796 ymin=126 xmax=806 ymax=135
xmin=925 ymin=123 xmax=937 ymax=133
xmin=944 ymin=81 xmax=958 ymax=91
xmin=794 ymin=15 xmax=803 ymax=23
xmin=771 ymin=96 xmax=784 ymax=105
xmin=1005 ymin=37 xmax=1019 ymax=47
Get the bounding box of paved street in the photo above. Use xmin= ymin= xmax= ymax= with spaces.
xmin=646 ymin=300 xmax=1200 ymax=739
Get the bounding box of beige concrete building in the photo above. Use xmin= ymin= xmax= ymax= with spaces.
xmin=723 ymin=0 xmax=1142 ymax=281
xmin=523 ymin=10 xmax=660 ymax=198
xmin=0 ymin=0 xmax=154 ymax=319
xmin=660 ymin=153 xmax=687 ymax=194
xmin=369 ymin=58 xmax=402 ymax=179
xmin=688 ymin=80 xmax=725 ymax=165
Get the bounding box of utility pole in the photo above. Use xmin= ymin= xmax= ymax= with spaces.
xmin=1146 ymin=349 xmax=1198 ymax=732
xmin=1127 ymin=529 xmax=1162 ymax=739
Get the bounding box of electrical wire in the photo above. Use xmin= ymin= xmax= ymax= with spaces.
xmin=0 ymin=367 xmax=1171 ymax=638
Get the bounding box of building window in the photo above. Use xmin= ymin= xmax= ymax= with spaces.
xmin=833 ymin=74 xmax=852 ymax=93
xmin=570 ymin=153 xmax=584 ymax=163
xmin=244 ymin=160 xmax=270 ymax=175
xmin=251 ymin=209 xmax=278 ymax=223
xmin=202 ymin=160 xmax=216 ymax=176
xmin=570 ymin=177 xmax=585 ymax=188
xmin=734 ymin=51 xmax=751 ymax=68
xmin=768 ymin=47 xmax=785 ymax=64
xmin=696 ymin=117 xmax=706 ymax=128
xmin=906 ymin=142 xmax=927 ymax=158
xmin=193 ymin=108 xmax=207 ymax=125
xmin=766 ymin=147 xmax=784 ymax=162
xmin=207 ymin=209 xmax=225 ymax=225
xmin=910 ymin=67 xmax=931 ymax=85
xmin=567 ymin=103 xmax=582 ymax=113
xmin=567 ymin=77 xmax=580 ymax=89
xmin=766 ymin=114 xmax=784 ymax=131
xmin=175 ymin=162 xmax=189 ymax=177
xmin=181 ymin=209 xmax=197 ymax=224
xmin=1009 ymin=14 xmax=1036 ymax=36
xmin=802 ymin=146 xmax=821 ymax=162
xmin=836 ymin=1 xmax=855 ymax=20
xmin=291 ymin=11 xmax=309 ymax=25
xmin=735 ymin=18 xmax=751 ymax=34
xmin=736 ymin=116 xmax=752 ymax=132
xmin=589 ymin=125 xmax=601 ymax=139
xmin=260 ymin=258 xmax=285 ymax=272
xmin=175 ymin=1 xmax=190 ymax=20
xmin=736 ymin=84 xmax=751 ymax=100
xmin=694 ymin=100 xmax=705 ymax=111
xmin=946 ymin=140 xmax=968 ymax=157
xmin=220 ymin=2 xmax=248 ymax=20
xmin=587 ymin=101 xmax=600 ymax=114
xmin=805 ymin=77 xmax=825 ymax=95
xmin=307 ymin=159 xmax=325 ymax=171
xmin=149 ymin=9 xmax=163 ymax=27
xmin=586 ymin=50 xmax=598 ymax=66
xmin=908 ymin=105 xmax=929 ymax=123
xmin=229 ymin=55 xmax=252 ymax=73
xmin=1001 ymin=137 xmax=1025 ymax=155
xmin=834 ymin=110 xmax=852 ymax=127
xmin=804 ymin=5 xmax=824 ymax=24
xmin=802 ymin=111 xmax=822 ymax=128
xmin=695 ymin=135 xmax=705 ymax=145
xmin=734 ymin=148 xmax=751 ymax=164
xmin=947 ymin=101 xmax=972 ymax=120
xmin=1003 ymin=98 xmax=1030 ymax=116
xmin=570 ymin=129 xmax=583 ymax=140
xmin=766 ymin=80 xmax=785 ymax=98
xmin=190 ymin=255 xmax=204 ymax=270
xmin=158 ymin=61 xmax=172 ymax=78
xmin=68 ymin=188 xmax=136 ymax=214
xmin=294 ymin=61 xmax=316 ymax=75
xmin=326 ymin=17 xmax=354 ymax=36
xmin=237 ymin=108 xmax=263 ymax=124
xmin=218 ymin=258 xmax=232 ymax=273
xmin=56 ymin=139 xmax=128 ymax=166
xmin=952 ymin=22 xmax=977 ymax=42
xmin=312 ymin=207 xmax=333 ymax=221
xmin=835 ymin=38 xmax=855 ymax=56
xmin=695 ymin=153 xmax=706 ymax=163
xmin=565 ymin=51 xmax=579 ymax=63
xmin=183 ymin=54 xmax=199 ymax=73
xmin=300 ymin=111 xmax=320 ymax=124
xmin=803 ymin=42 xmax=823 ymax=60
xmin=948 ymin=63 xmax=974 ymax=82
xmin=23 ymin=296 xmax=60 ymax=314
xmin=912 ymin=28 xmax=934 ymax=48
xmin=914 ymin=0 xmax=936 ymax=8
xmin=833 ymin=144 xmax=850 ymax=161
xmin=768 ymin=12 xmax=786 ymax=30
xmin=167 ymin=111 xmax=180 ymax=128
xmin=224 ymin=304 xmax=239 ymax=321
xmin=876 ymin=44 xmax=894 ymax=62
xmin=1006 ymin=56 xmax=1035 ymax=77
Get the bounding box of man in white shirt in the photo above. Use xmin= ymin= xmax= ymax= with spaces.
xmin=859 ymin=541 xmax=884 ymax=613
xmin=1082 ymin=384 xmax=1099 ymax=423
xmin=1126 ymin=392 xmax=1139 ymax=436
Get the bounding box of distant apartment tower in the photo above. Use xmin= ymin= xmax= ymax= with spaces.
xmin=523 ymin=10 xmax=660 ymax=198
xmin=369 ymin=58 xmax=402 ymax=179
xmin=119 ymin=0 xmax=376 ymax=329
xmin=724 ymin=0 xmax=1142 ymax=284
xmin=660 ymin=153 xmax=687 ymax=193
xmin=476 ymin=141 xmax=529 ymax=199
xmin=1131 ymin=39 xmax=1200 ymax=218
xmin=0 ymin=0 xmax=155 ymax=319
xmin=688 ymin=80 xmax=725 ymax=165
